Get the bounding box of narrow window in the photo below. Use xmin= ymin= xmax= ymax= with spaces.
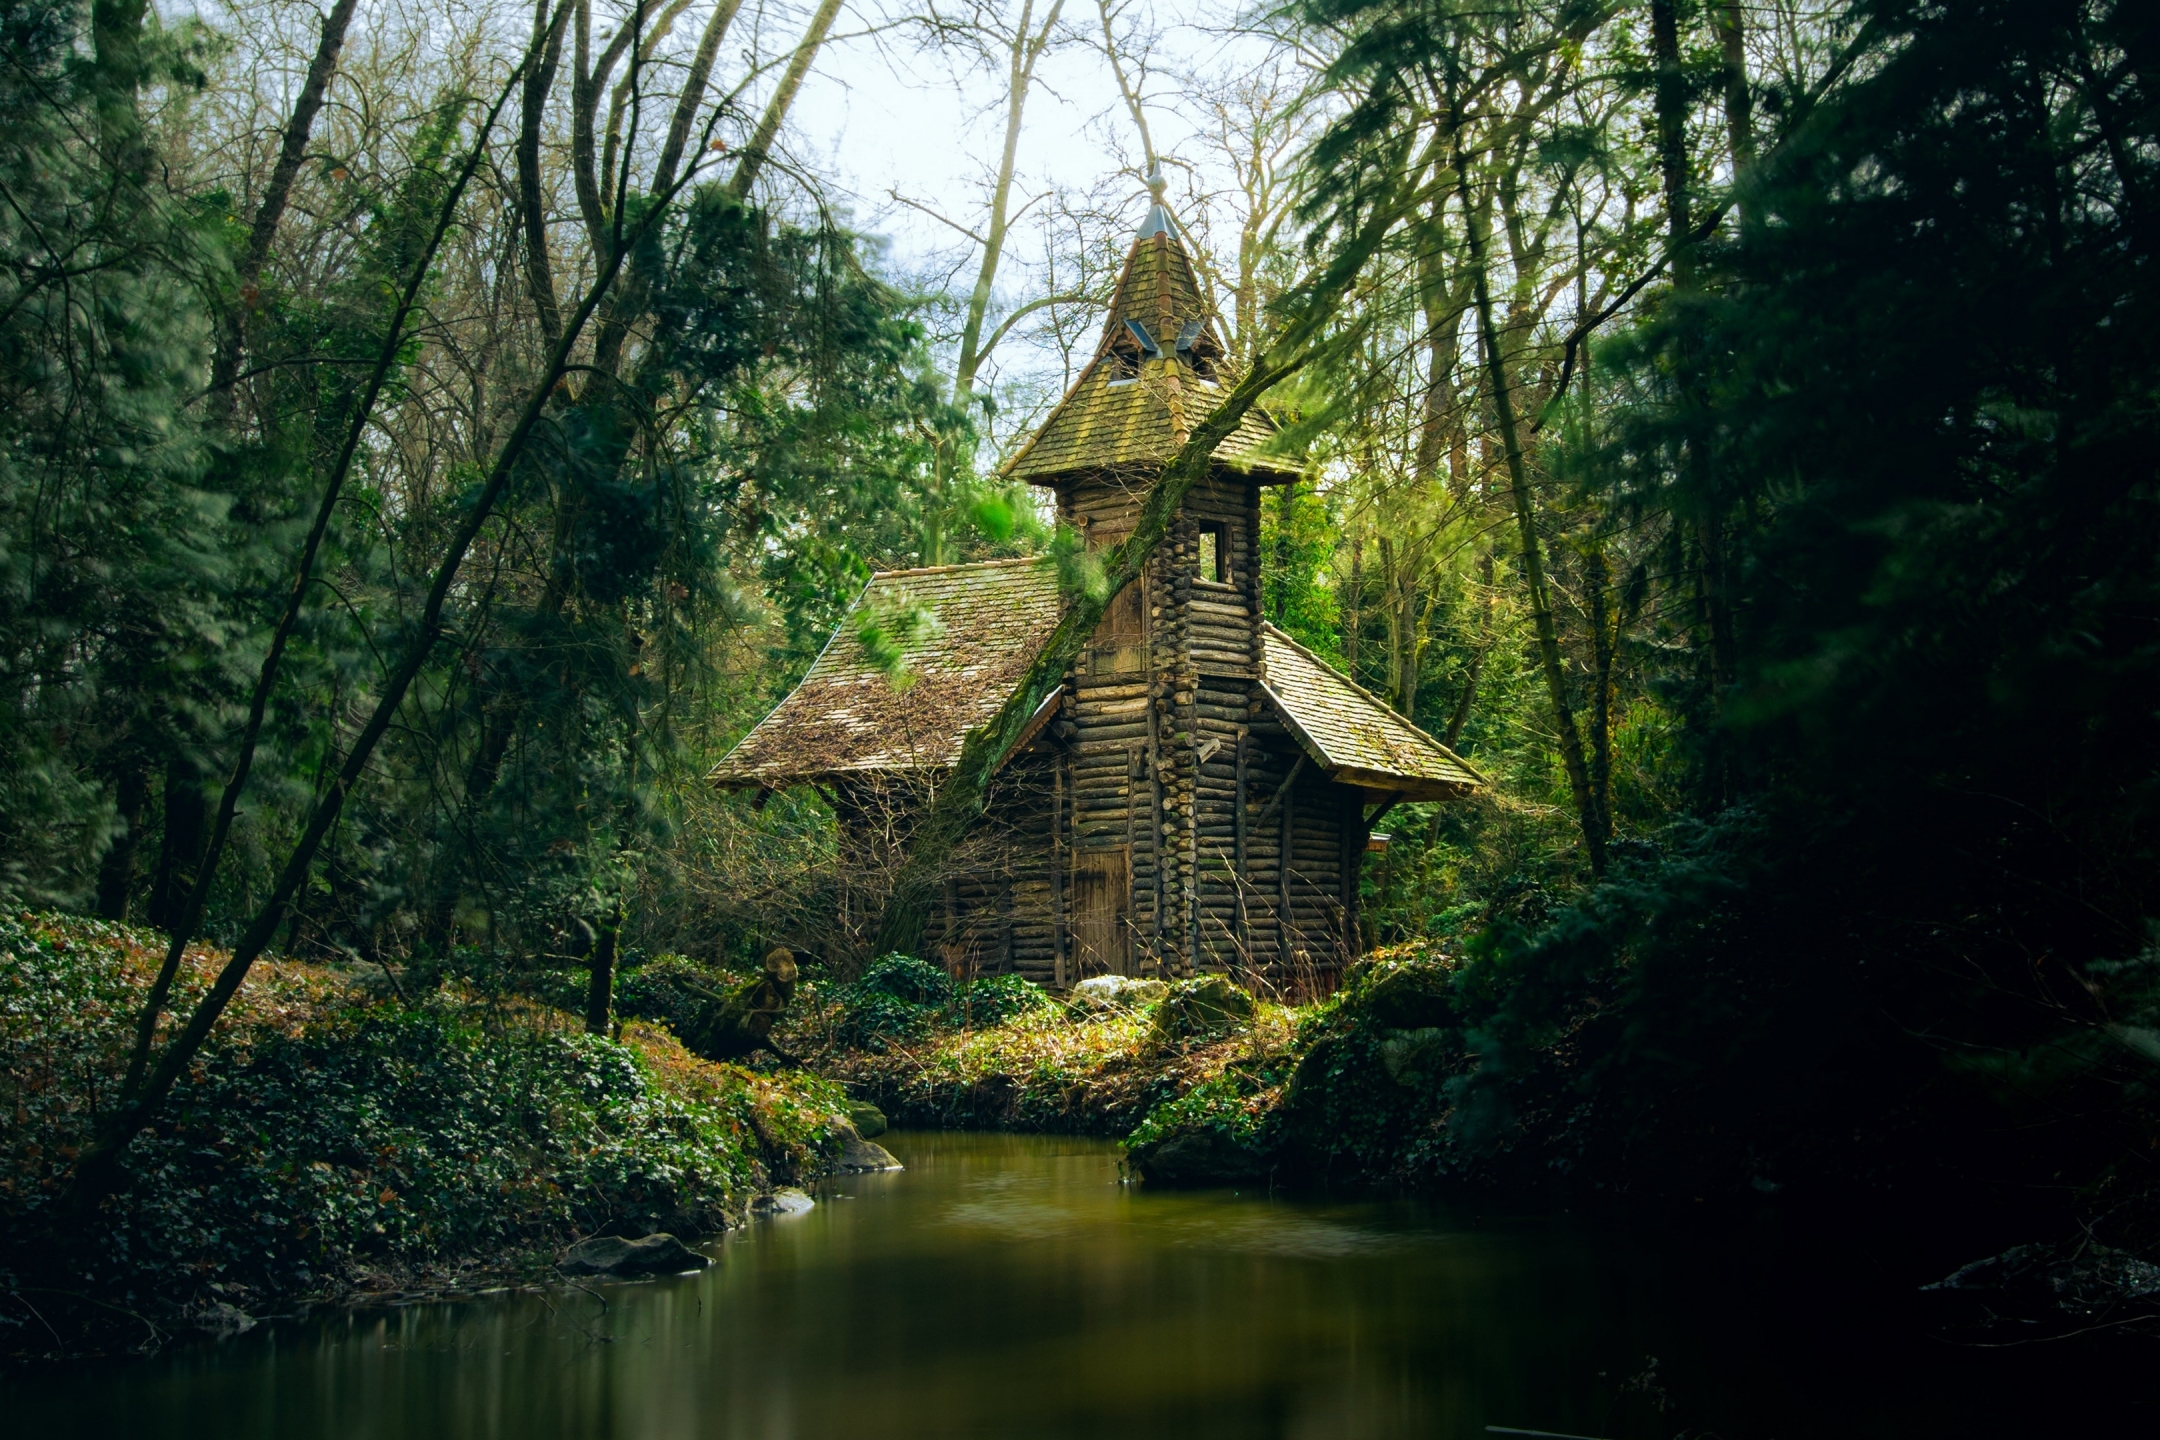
xmin=1197 ymin=522 xmax=1229 ymax=583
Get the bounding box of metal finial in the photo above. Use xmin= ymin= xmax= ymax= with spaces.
xmin=1137 ymin=158 xmax=1175 ymax=239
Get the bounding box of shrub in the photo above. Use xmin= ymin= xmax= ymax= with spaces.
xmin=950 ymin=974 xmax=1056 ymax=1027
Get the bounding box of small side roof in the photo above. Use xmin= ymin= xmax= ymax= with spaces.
xmin=709 ymin=558 xmax=1063 ymax=788
xmin=1260 ymin=624 xmax=1483 ymax=800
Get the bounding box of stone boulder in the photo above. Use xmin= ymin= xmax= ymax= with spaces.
xmin=1355 ymin=959 xmax=1455 ymax=1030
xmin=558 ymin=1233 xmax=709 ymax=1278
xmin=1071 ymin=975 xmax=1170 ymax=1012
xmin=1149 ymin=974 xmax=1257 ymax=1043
xmin=836 ymin=1131 xmax=904 ymax=1172
xmin=750 ymin=1187 xmax=815 ymax=1216
xmin=1126 ymin=1125 xmax=1274 ymax=1188
xmin=847 ymin=1101 xmax=888 ymax=1138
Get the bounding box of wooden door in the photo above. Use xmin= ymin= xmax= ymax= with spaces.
xmin=1071 ymin=847 xmax=1131 ymax=977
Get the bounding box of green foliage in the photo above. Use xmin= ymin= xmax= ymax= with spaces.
xmin=0 ymin=913 xmax=846 ymax=1347
xmin=1257 ymin=479 xmax=1339 ymax=655
xmin=1149 ymin=975 xmax=1258 ymax=1044
xmin=950 ymin=973 xmax=1058 ymax=1027
xmin=855 ymin=951 xmax=955 ymax=1006
xmin=816 ymin=956 xmax=1055 ymax=1051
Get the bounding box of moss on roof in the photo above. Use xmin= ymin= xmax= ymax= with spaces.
xmin=1260 ymin=624 xmax=1483 ymax=798
xmin=1004 ymin=228 xmax=1294 ymax=485
xmin=709 ymin=559 xmax=1064 ymax=787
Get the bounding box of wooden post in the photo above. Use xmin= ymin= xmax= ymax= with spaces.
xmin=1340 ymin=789 xmax=1362 ymax=966
xmin=1187 ymin=728 xmax=1202 ymax=972
xmin=1233 ymin=727 xmax=1249 ymax=974
xmin=998 ymin=874 xmax=1014 ymax=974
xmin=1148 ymin=677 xmax=1165 ymax=973
xmin=1052 ymin=755 xmax=1068 ymax=988
xmin=1277 ymin=762 xmax=1295 ymax=977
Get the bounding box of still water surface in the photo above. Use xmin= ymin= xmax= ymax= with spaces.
xmin=5 ymin=1131 xmax=2145 ymax=1438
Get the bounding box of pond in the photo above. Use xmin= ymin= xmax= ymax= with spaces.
xmin=4 ymin=1131 xmax=2146 ymax=1437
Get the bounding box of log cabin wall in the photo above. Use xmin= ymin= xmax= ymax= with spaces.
xmin=1034 ymin=466 xmax=1358 ymax=988
xmin=826 ymin=468 xmax=1366 ymax=991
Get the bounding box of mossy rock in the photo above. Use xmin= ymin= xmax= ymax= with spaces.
xmin=1352 ymin=959 xmax=1455 ymax=1030
xmin=847 ymin=1102 xmax=888 ymax=1138
xmin=1126 ymin=1124 xmax=1274 ymax=1187
xmin=1150 ymin=974 xmax=1257 ymax=1043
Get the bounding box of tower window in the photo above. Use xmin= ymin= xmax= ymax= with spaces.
xmin=1197 ymin=522 xmax=1229 ymax=583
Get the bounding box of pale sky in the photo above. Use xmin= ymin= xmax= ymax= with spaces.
xmin=784 ymin=0 xmax=1294 ymax=398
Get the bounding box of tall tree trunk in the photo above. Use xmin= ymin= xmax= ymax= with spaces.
xmin=1442 ymin=551 xmax=1495 ymax=749
xmin=585 ymin=903 xmax=622 ymax=1034
xmin=517 ymin=0 xmax=575 ymax=351
xmin=1456 ymin=149 xmax=1604 ymax=875
xmin=96 ymin=767 xmax=149 ymax=921
xmin=1715 ymin=0 xmax=1756 ymax=229
xmin=206 ymin=0 xmax=362 ymax=422
xmin=1344 ymin=531 xmax=1362 ymax=678
xmin=1584 ymin=544 xmax=1616 ymax=849
xmin=728 ymin=0 xmax=847 ymax=197
xmin=1653 ymin=0 xmax=1737 ymax=760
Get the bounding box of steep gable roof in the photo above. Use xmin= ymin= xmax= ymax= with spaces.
xmin=1003 ymin=210 xmax=1293 ymax=485
xmin=709 ymin=558 xmax=1063 ymax=787
xmin=1260 ymin=624 xmax=1483 ymax=799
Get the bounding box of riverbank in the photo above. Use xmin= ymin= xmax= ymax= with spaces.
xmin=777 ymin=956 xmax=1301 ymax=1140
xmin=0 ymin=913 xmax=854 ymax=1363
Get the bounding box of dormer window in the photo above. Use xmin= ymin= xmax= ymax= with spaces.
xmin=1106 ymin=319 xmax=1160 ymax=382
xmin=1175 ymin=319 xmax=1224 ymax=382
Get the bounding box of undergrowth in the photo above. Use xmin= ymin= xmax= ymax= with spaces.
xmin=0 ymin=912 xmax=847 ymax=1363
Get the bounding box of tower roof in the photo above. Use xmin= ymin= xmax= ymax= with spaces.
xmin=1002 ymin=174 xmax=1295 ymax=486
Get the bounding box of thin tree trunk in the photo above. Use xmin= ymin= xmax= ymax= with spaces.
xmin=517 ymin=0 xmax=575 ymax=351
xmin=1442 ymin=551 xmax=1494 ymax=749
xmin=953 ymin=0 xmax=1064 ymax=397
xmin=728 ymin=0 xmax=847 ymax=197
xmin=1456 ymin=147 xmax=1604 ymax=875
xmin=206 ymin=0 xmax=361 ymax=421
xmin=1715 ymin=0 xmax=1756 ymax=229
xmin=653 ymin=0 xmax=747 ymax=195
xmin=1585 ymin=543 xmax=1615 ymax=849
xmin=585 ymin=903 xmax=621 ymax=1034
xmin=96 ymin=767 xmax=149 ymax=921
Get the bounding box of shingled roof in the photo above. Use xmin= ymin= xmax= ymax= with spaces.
xmin=1003 ymin=201 xmax=1293 ymax=485
xmin=1260 ymin=624 xmax=1483 ymax=800
xmin=709 ymin=559 xmax=1063 ymax=788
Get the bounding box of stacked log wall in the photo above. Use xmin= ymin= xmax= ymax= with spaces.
xmin=908 ymin=466 xmax=1363 ymax=991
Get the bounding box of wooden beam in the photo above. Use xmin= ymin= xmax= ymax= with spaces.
xmin=1254 ymin=754 xmax=1307 ymax=828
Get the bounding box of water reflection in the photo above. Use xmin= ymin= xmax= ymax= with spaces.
xmin=2 ymin=1131 xmax=2143 ymax=1438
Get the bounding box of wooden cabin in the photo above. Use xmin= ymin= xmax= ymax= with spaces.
xmin=711 ymin=178 xmax=1479 ymax=991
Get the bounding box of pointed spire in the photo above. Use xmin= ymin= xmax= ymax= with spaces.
xmin=1136 ymin=158 xmax=1175 ymax=240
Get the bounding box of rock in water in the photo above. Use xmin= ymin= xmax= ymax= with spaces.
xmin=1126 ymin=1126 xmax=1272 ymax=1187
xmin=750 ymin=1188 xmax=815 ymax=1216
xmin=836 ymin=1132 xmax=903 ymax=1172
xmin=194 ymin=1301 xmax=256 ymax=1337
xmin=847 ymin=1101 xmax=889 ymax=1138
xmin=558 ymin=1233 xmax=710 ymax=1277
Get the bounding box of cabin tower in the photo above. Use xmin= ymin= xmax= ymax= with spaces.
xmin=712 ymin=171 xmax=1479 ymax=989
